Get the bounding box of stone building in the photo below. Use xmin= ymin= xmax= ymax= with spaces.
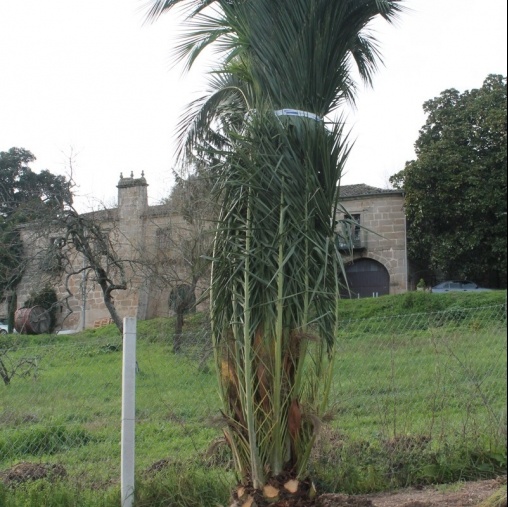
xmin=2 ymin=178 xmax=409 ymax=331
xmin=337 ymin=184 xmax=408 ymax=298
xmin=9 ymin=172 xmax=209 ymax=332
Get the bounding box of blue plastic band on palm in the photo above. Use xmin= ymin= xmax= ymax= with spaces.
xmin=274 ymin=109 xmax=323 ymax=122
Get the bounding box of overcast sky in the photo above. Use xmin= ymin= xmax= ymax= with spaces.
xmin=1 ymin=0 xmax=506 ymax=211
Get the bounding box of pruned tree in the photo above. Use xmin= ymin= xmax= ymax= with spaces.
xmin=0 ymin=337 xmax=39 ymax=386
xmin=0 ymin=351 xmax=39 ymax=386
xmin=168 ymin=283 xmax=197 ymax=352
xmin=57 ymin=206 xmax=130 ymax=333
xmin=14 ymin=203 xmax=132 ymax=334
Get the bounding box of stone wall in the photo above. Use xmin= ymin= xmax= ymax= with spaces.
xmin=338 ymin=188 xmax=408 ymax=295
xmin=9 ymin=180 xmax=409 ymax=330
xmin=13 ymin=174 xmax=167 ymax=331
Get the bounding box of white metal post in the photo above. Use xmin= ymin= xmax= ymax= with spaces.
xmin=121 ymin=317 xmax=136 ymax=507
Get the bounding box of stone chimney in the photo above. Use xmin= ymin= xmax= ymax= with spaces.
xmin=117 ymin=171 xmax=148 ymax=219
xmin=116 ymin=172 xmax=149 ymax=320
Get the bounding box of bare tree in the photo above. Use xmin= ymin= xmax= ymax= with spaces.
xmin=150 ymin=170 xmax=217 ymax=352
xmin=0 ymin=350 xmax=38 ymax=386
xmin=56 ymin=206 xmax=130 ymax=333
xmin=15 ymin=200 xmax=137 ymax=335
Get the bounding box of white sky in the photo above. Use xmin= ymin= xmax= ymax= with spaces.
xmin=1 ymin=0 xmax=507 ymax=211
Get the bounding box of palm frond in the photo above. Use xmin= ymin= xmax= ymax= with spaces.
xmin=208 ymin=109 xmax=351 ymax=479
xmin=171 ymin=9 xmax=236 ymax=70
xmin=174 ymin=71 xmax=252 ymax=162
xmin=147 ymin=0 xmax=404 ymax=112
xmin=148 ymin=0 xmax=405 ymax=489
xmin=144 ymin=0 xmax=216 ymax=22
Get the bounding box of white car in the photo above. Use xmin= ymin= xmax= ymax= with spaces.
xmin=431 ymin=280 xmax=492 ymax=293
xmin=0 ymin=318 xmax=16 ymax=334
xmin=0 ymin=319 xmax=9 ymax=334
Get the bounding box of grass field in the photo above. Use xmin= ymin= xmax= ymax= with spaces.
xmin=0 ymin=291 xmax=506 ymax=505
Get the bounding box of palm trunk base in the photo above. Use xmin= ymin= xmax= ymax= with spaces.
xmin=231 ymin=475 xmax=318 ymax=507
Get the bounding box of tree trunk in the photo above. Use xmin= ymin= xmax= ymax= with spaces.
xmin=173 ymin=308 xmax=185 ymax=353
xmin=7 ymin=292 xmax=17 ymax=334
xmin=103 ymin=294 xmax=124 ymax=334
xmin=96 ymin=268 xmax=125 ymax=333
xmin=0 ymin=356 xmax=11 ymax=386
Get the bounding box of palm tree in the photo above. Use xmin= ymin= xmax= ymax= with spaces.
xmin=147 ymin=0 xmax=403 ymax=498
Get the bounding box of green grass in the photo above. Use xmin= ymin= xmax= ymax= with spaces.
xmin=337 ymin=289 xmax=506 ymax=320
xmin=0 ymin=291 xmax=506 ymax=505
xmin=1 ymin=332 xmax=220 ymax=487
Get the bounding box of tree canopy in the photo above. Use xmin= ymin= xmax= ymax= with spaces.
xmin=0 ymin=147 xmax=72 ymax=297
xmin=390 ymin=75 xmax=507 ymax=286
xmin=0 ymin=148 xmax=71 ymax=220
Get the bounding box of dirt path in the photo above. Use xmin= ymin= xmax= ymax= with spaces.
xmin=2 ymin=463 xmax=506 ymax=507
xmin=318 ymin=477 xmax=506 ymax=507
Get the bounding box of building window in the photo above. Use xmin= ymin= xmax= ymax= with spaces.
xmin=156 ymin=227 xmax=172 ymax=251
xmin=337 ymin=213 xmax=362 ymax=250
xmin=94 ymin=228 xmax=111 ymax=256
xmin=348 ymin=214 xmax=361 ymax=242
xmin=40 ymin=237 xmax=65 ymax=274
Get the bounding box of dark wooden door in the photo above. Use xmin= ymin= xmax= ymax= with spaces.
xmin=343 ymin=259 xmax=390 ymax=298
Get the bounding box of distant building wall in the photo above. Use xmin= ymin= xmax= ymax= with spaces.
xmin=337 ymin=185 xmax=408 ymax=297
xmin=10 ymin=180 xmax=409 ymax=330
xmin=14 ymin=173 xmax=173 ymax=331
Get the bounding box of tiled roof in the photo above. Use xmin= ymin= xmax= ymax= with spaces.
xmin=81 ymin=185 xmax=401 ymax=221
xmin=339 ymin=184 xmax=402 ymax=198
xmin=81 ymin=208 xmax=118 ymax=221
xmin=81 ymin=204 xmax=174 ymax=220
xmin=144 ymin=204 xmax=174 ymax=217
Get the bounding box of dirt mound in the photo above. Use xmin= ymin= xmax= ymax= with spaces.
xmin=317 ymin=494 xmax=374 ymax=506
xmin=231 ymin=477 xmax=506 ymax=507
xmin=0 ymin=462 xmax=67 ymax=485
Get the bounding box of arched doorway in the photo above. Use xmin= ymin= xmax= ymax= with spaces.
xmin=342 ymin=258 xmax=390 ymax=298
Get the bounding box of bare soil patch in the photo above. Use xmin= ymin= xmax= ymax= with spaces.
xmin=318 ymin=477 xmax=506 ymax=507
xmin=0 ymin=462 xmax=67 ymax=486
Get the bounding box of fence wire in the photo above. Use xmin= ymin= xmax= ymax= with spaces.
xmin=0 ymin=303 xmax=506 ymax=488
xmin=331 ymin=304 xmax=507 ymax=444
